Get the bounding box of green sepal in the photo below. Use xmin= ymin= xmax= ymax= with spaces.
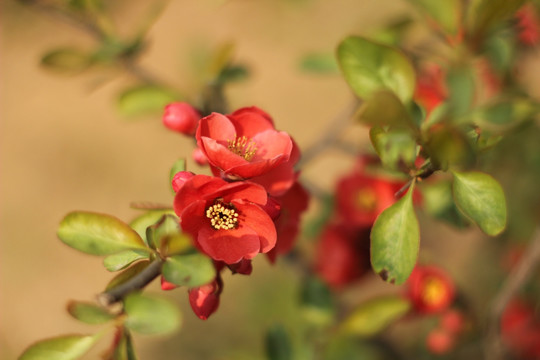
xmin=57 ymin=211 xmax=147 ymax=256
xmin=371 ymin=183 xmax=419 ymax=285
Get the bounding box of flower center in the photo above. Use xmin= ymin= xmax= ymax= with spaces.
xmin=227 ymin=136 xmax=257 ymax=161
xmin=355 ymin=187 xmax=377 ymax=212
xmin=206 ymin=202 xmax=239 ymax=230
xmin=421 ymin=277 xmax=446 ymax=306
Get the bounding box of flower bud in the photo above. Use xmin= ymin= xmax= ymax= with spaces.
xmin=189 ymin=277 xmax=223 ymax=320
xmin=172 ymin=171 xmax=195 ymax=193
xmin=426 ymin=328 xmax=455 ymax=354
xmin=163 ymin=102 xmax=200 ymax=135
xmin=192 ymin=148 xmax=209 ymax=166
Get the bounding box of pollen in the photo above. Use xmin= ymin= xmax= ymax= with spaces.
xmin=227 ymin=136 xmax=257 ymax=161
xmin=206 ymin=202 xmax=240 ymax=230
xmin=421 ymin=277 xmax=446 ymax=305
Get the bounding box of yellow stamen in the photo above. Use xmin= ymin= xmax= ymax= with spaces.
xmin=227 ymin=136 xmax=257 ymax=161
xmin=355 ymin=188 xmax=377 ymax=211
xmin=206 ymin=202 xmax=240 ymax=230
xmin=422 ymin=277 xmax=446 ymax=305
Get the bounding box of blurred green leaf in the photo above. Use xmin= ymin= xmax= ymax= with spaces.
xmin=19 ymin=334 xmax=100 ymax=360
xmin=370 ymin=127 xmax=417 ymax=171
xmin=466 ymin=0 xmax=526 ymax=38
xmin=356 ymin=90 xmax=416 ymax=130
xmin=371 ymin=17 xmax=414 ymax=46
xmin=300 ymin=276 xmax=334 ymax=326
xmin=41 ymin=48 xmax=92 ymax=74
xmin=339 ymin=295 xmax=411 ymax=337
xmin=424 ymin=124 xmax=475 ymax=171
xmin=407 ymin=0 xmax=461 ymax=35
xmin=162 ymin=253 xmax=215 ymax=287
xmin=129 ymin=210 xmax=176 ymax=247
xmin=110 ymin=329 xmax=138 ymax=360
xmin=117 ymin=85 xmax=180 ymax=117
xmin=58 ymin=211 xmax=147 ymax=256
xmin=452 ymin=171 xmax=507 ymax=235
xmin=324 ymin=337 xmax=385 ymax=360
xmin=217 ymin=65 xmax=250 ymax=84
xmin=103 ymin=249 xmax=150 ymax=272
xmin=371 ymin=184 xmax=419 ymax=285
xmin=300 ymin=53 xmax=339 ymax=74
xmin=67 ymin=301 xmax=115 ymax=325
xmin=446 ymin=66 xmax=475 ymax=117
xmin=484 ymin=33 xmax=516 ymax=72
xmin=105 ymin=261 xmax=150 ymax=291
xmin=265 ymin=324 xmax=292 ymax=360
xmin=421 ymin=180 xmax=470 ymax=228
xmin=337 ymin=36 xmax=416 ymax=103
xmin=302 ymin=194 xmax=334 ymax=239
xmin=124 ymin=293 xmax=181 ymax=335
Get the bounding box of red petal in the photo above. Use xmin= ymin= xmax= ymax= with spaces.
xmin=207 ymin=181 xmax=268 ymax=205
xmin=250 ymin=161 xmax=297 ymax=196
xmin=197 ymin=224 xmax=261 ymax=264
xmin=188 ymin=279 xmax=222 ymax=320
xmin=174 ymin=175 xmax=226 ymax=215
xmin=235 ymin=201 xmax=277 ymax=254
xmin=229 ymin=107 xmax=275 ymax=137
xmin=200 ymin=136 xmax=248 ymax=171
xmin=196 ymin=112 xmax=236 ymax=143
xmin=250 ymin=130 xmax=292 ymax=162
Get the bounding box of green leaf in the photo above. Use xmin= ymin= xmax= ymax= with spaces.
xmin=129 ymin=210 xmax=176 ymax=247
xmin=356 ymin=90 xmax=416 ymax=129
xmin=67 ymin=301 xmax=115 ymax=325
xmin=105 ymin=261 xmax=150 ymax=291
xmin=324 ymin=337 xmax=385 ymax=360
xmin=124 ymin=293 xmax=181 ymax=335
xmin=217 ymin=65 xmax=250 ymax=84
xmin=300 ymin=276 xmax=335 ymax=326
xmin=466 ymin=0 xmax=526 ymax=38
xmin=146 ymin=215 xmax=191 ymax=255
xmin=111 ymin=328 xmax=138 ymax=360
xmin=103 ymin=249 xmax=150 ymax=272
xmin=337 ymin=36 xmax=416 ymax=103
xmin=162 ymin=253 xmax=216 ymax=287
xmin=406 ymin=0 xmax=461 ymax=35
xmin=339 ymin=296 xmax=411 ymax=337
xmin=41 ymin=48 xmax=92 ymax=74
xmin=19 ymin=334 xmax=99 ymax=360
xmin=371 ymin=184 xmax=419 ymax=285
xmin=300 ymin=53 xmax=339 ymax=74
xmin=421 ymin=180 xmax=470 ymax=228
xmin=117 ymin=85 xmax=180 ymax=117
xmin=58 ymin=211 xmax=147 ymax=256
xmin=423 ymin=124 xmax=476 ymax=171
xmin=370 ymin=126 xmax=417 ymax=171
xmin=446 ymin=66 xmax=475 ymax=117
xmin=169 ymin=158 xmax=186 ymax=191
xmin=452 ymin=171 xmax=507 ymax=235
xmin=265 ymin=325 xmax=292 ymax=360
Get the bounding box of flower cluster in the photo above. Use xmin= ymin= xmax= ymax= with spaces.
xmin=163 ymin=104 xmax=308 ymax=319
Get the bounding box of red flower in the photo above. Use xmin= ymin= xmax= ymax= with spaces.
xmin=189 ymin=276 xmax=223 ymax=320
xmin=163 ymin=102 xmax=201 ymax=135
xmin=336 ymin=172 xmax=402 ymax=227
xmin=174 ymin=173 xmax=277 ymax=264
xmin=414 ymin=64 xmax=447 ymax=114
xmin=516 ymin=4 xmax=540 ymax=46
xmin=267 ymin=181 xmax=310 ymax=263
xmin=406 ymin=265 xmax=455 ymax=314
xmin=314 ymin=223 xmax=371 ymax=288
xmin=426 ymin=328 xmax=455 ymax=355
xmin=501 ymin=298 xmax=540 ymax=359
xmin=196 ymin=107 xmax=293 ymax=180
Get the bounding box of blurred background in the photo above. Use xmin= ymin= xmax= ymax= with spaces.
xmin=2 ymin=0 xmax=535 ymax=359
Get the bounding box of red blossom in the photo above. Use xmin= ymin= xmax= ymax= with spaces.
xmin=336 ymin=171 xmax=402 ymax=227
xmin=266 ymin=181 xmax=310 ymax=263
xmin=516 ymin=4 xmax=540 ymax=46
xmin=414 ymin=64 xmax=447 ymax=114
xmin=406 ymin=265 xmax=455 ymax=314
xmin=163 ymin=102 xmax=201 ymax=135
xmin=174 ymin=173 xmax=277 ymax=264
xmin=501 ymin=298 xmax=540 ymax=359
xmin=426 ymin=328 xmax=455 ymax=354
xmin=314 ymin=223 xmax=371 ymax=288
xmin=189 ymin=276 xmax=223 ymax=320
xmin=196 ymin=107 xmax=294 ymax=182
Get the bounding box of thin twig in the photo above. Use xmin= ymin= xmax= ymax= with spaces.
xmin=97 ymin=258 xmax=164 ymax=306
xmin=296 ymin=98 xmax=361 ymax=170
xmin=484 ymin=226 xmax=540 ymax=360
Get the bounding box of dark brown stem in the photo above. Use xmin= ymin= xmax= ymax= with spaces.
xmin=97 ymin=258 xmax=163 ymax=306
xmin=484 ymin=227 xmax=540 ymax=360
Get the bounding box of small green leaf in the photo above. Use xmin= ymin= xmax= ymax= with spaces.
xmin=356 ymin=90 xmax=416 ymax=129
xmin=339 ymin=296 xmax=411 ymax=337
xmin=105 ymin=261 xmax=150 ymax=291
xmin=117 ymin=85 xmax=180 ymax=117
xmin=103 ymin=249 xmax=150 ymax=272
xmin=452 ymin=171 xmax=507 ymax=235
xmin=424 ymin=124 xmax=476 ymax=171
xmin=217 ymin=65 xmax=250 ymax=84
xmin=370 ymin=126 xmax=417 ymax=171
xmin=371 ymin=184 xmax=419 ymax=285
xmin=111 ymin=328 xmax=138 ymax=360
xmin=446 ymin=66 xmax=475 ymax=117
xmin=146 ymin=215 xmax=191 ymax=255
xmin=58 ymin=211 xmax=147 ymax=256
xmin=406 ymin=0 xmax=461 ymax=35
xmin=300 ymin=53 xmax=339 ymax=74
xmin=162 ymin=253 xmax=216 ymax=288
xmin=300 ymin=276 xmax=335 ymax=326
xmin=265 ymin=324 xmax=292 ymax=360
xmin=129 ymin=210 xmax=176 ymax=247
xmin=67 ymin=301 xmax=115 ymax=324
xmin=421 ymin=180 xmax=470 ymax=228
xmin=124 ymin=293 xmax=181 ymax=335
xmin=41 ymin=48 xmax=92 ymax=74
xmin=19 ymin=334 xmax=99 ymax=360
xmin=337 ymin=36 xmax=416 ymax=103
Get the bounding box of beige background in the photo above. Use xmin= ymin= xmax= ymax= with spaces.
xmin=1 ymin=1 xmax=494 ymax=359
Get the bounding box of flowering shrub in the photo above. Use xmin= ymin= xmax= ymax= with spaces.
xmin=12 ymin=1 xmax=540 ymax=359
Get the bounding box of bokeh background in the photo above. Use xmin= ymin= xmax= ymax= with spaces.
xmin=2 ymin=0 xmax=532 ymax=359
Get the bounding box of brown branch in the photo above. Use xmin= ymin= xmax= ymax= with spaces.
xmin=484 ymin=226 xmax=540 ymax=360
xmin=97 ymin=258 xmax=164 ymax=306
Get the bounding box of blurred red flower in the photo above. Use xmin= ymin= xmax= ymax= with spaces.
xmin=174 ymin=173 xmax=276 ymax=264
xmin=407 ymin=265 xmax=455 ymax=314
xmin=516 ymin=4 xmax=540 ymax=46
xmin=501 ymin=298 xmax=540 ymax=359
xmin=414 ymin=64 xmax=447 ymax=114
